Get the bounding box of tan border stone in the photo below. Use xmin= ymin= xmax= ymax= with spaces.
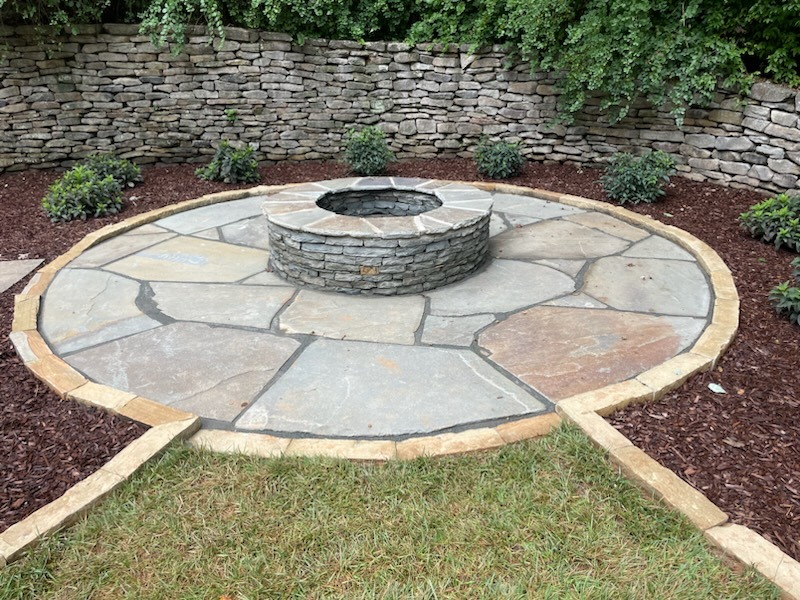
xmin=188 ymin=429 xmax=291 ymax=458
xmin=634 ymin=352 xmax=714 ymax=398
xmin=708 ymin=268 xmax=738 ymax=301
xmin=0 ymin=540 xmax=10 ymax=568
xmin=556 ymin=406 xmax=633 ymax=453
xmin=557 ymin=379 xmax=655 ymax=416
xmin=37 ymin=236 xmax=101 ymax=274
xmin=610 ymin=446 xmax=728 ymax=531
xmin=100 ymin=417 xmax=200 ymax=480
xmin=691 ymin=323 xmax=738 ymax=366
xmin=0 ymin=469 xmax=124 ymax=563
xmin=26 ymin=354 xmax=86 ymax=398
xmin=396 ymin=428 xmax=505 ymax=460
xmin=495 ymin=413 xmax=561 ymax=443
xmin=19 ymin=270 xmax=55 ymax=299
xmin=711 ymin=297 xmax=740 ymax=332
xmin=11 ymin=295 xmax=38 ymax=332
xmin=117 ymin=397 xmax=195 ymax=427
xmin=9 ymin=330 xmax=53 ymax=364
xmin=285 ymin=438 xmax=397 ymax=461
xmin=67 ymin=382 xmax=137 ymax=413
xmin=705 ymin=524 xmax=800 ymax=599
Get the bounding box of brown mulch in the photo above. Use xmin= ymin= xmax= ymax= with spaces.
xmin=1 ymin=159 xmax=798 ymax=563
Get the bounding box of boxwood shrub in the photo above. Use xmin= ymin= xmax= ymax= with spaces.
xmin=600 ymin=150 xmax=676 ymax=204
xmin=42 ymin=165 xmax=123 ymax=222
xmin=343 ymin=126 xmax=394 ymax=175
xmin=474 ymin=139 xmax=524 ymax=179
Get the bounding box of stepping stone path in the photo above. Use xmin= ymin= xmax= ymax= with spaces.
xmin=36 ymin=179 xmax=714 ymax=440
xmin=0 ymin=259 xmax=43 ymax=293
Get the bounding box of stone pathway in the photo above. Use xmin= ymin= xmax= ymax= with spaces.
xmin=35 ymin=179 xmax=713 ymax=440
xmin=0 ymin=259 xmax=43 ymax=294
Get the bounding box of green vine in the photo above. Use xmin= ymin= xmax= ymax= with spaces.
xmin=1 ymin=0 xmax=797 ymax=121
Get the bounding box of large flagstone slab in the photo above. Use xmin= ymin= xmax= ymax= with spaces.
xmin=105 ymin=236 xmax=267 ymax=283
xmin=421 ymin=314 xmax=496 ymax=346
xmin=491 ymin=220 xmax=631 ymax=260
xmin=426 ymin=259 xmax=574 ymax=316
xmin=236 ymin=339 xmax=546 ymax=437
xmin=584 ymin=256 xmax=711 ymax=317
xmin=151 ymin=282 xmax=294 ymax=329
xmin=489 ymin=213 xmax=510 ymax=237
xmin=622 ymin=236 xmax=696 ymax=261
xmin=68 ymin=228 xmax=175 ymax=268
xmin=491 ymin=193 xmax=584 ymax=219
xmin=242 ymin=269 xmax=292 ymax=286
xmin=564 ymin=212 xmax=649 ymax=242
xmin=41 ymin=269 xmax=159 ymax=353
xmin=0 ymin=259 xmax=43 ymax=293
xmin=279 ymin=290 xmax=425 ymax=345
xmin=479 ymin=306 xmax=706 ymax=401
xmin=67 ymin=322 xmax=299 ymax=422
xmin=154 ymin=196 xmax=266 ymax=234
xmin=543 ymin=293 xmax=607 ymax=309
xmin=220 ymin=216 xmax=271 ymax=249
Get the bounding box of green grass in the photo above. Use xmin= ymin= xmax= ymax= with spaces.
xmin=0 ymin=426 xmax=777 ymax=599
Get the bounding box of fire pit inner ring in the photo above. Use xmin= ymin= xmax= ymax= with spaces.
xmin=262 ymin=177 xmax=493 ymax=296
xmin=317 ymin=188 xmax=443 ymax=217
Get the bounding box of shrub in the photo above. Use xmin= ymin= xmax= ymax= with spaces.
xmin=600 ymin=150 xmax=676 ymax=204
xmin=195 ymin=140 xmax=260 ymax=183
xmin=80 ymin=153 xmax=142 ymax=187
xmin=342 ymin=126 xmax=394 ymax=176
xmin=739 ymin=193 xmax=800 ymax=252
xmin=474 ymin=139 xmax=524 ymax=179
xmin=42 ymin=165 xmax=123 ymax=222
xmin=769 ymin=258 xmax=800 ymax=325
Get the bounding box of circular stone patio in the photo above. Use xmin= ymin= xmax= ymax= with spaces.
xmin=23 ymin=179 xmax=736 ymax=459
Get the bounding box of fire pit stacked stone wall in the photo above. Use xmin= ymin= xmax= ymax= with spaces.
xmin=263 ymin=177 xmax=492 ymax=294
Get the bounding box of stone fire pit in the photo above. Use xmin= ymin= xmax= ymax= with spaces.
xmin=263 ymin=177 xmax=493 ymax=294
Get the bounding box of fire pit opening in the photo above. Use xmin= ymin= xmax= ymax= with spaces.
xmin=316 ymin=189 xmax=442 ymax=217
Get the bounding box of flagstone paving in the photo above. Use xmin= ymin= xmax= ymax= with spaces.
xmin=0 ymin=258 xmax=43 ymax=293
xmin=479 ymin=307 xmax=706 ymax=400
xmin=34 ymin=180 xmax=717 ymax=440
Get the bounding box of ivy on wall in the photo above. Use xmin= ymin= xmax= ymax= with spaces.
xmin=1 ymin=0 xmax=798 ymax=123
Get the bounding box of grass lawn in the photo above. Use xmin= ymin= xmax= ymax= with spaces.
xmin=0 ymin=426 xmax=777 ymax=599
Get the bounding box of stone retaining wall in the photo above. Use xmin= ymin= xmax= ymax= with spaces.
xmin=1 ymin=23 xmax=799 ymax=194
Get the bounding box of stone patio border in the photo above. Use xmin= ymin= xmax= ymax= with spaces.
xmin=6 ymin=182 xmax=799 ymax=598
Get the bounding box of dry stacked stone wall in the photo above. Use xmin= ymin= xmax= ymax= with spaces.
xmin=1 ymin=23 xmax=799 ymax=194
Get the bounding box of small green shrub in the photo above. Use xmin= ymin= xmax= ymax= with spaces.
xmin=600 ymin=150 xmax=676 ymax=204
xmin=80 ymin=153 xmax=142 ymax=187
xmin=195 ymin=141 xmax=260 ymax=183
xmin=769 ymin=257 xmax=800 ymax=324
xmin=42 ymin=165 xmax=123 ymax=222
xmin=474 ymin=139 xmax=524 ymax=179
xmin=739 ymin=193 xmax=800 ymax=252
xmin=342 ymin=126 xmax=394 ymax=176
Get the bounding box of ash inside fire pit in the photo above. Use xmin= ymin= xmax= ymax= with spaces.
xmin=317 ymin=189 xmax=442 ymax=217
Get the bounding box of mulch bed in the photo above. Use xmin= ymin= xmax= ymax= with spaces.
xmin=1 ymin=159 xmax=798 ymax=562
